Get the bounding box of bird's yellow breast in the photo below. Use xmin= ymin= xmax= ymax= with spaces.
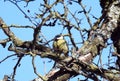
xmin=53 ymin=39 xmax=68 ymax=54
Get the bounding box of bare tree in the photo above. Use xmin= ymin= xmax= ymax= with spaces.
xmin=0 ymin=0 xmax=120 ymax=81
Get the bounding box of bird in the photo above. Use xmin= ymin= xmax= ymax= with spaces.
xmin=53 ymin=34 xmax=69 ymax=57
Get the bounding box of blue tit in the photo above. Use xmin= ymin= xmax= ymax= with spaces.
xmin=53 ymin=35 xmax=68 ymax=57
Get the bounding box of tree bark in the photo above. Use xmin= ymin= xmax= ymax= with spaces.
xmin=0 ymin=0 xmax=120 ymax=81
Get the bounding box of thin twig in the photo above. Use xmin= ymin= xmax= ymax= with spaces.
xmin=67 ymin=8 xmax=84 ymax=42
xmin=79 ymin=1 xmax=92 ymax=28
xmin=97 ymin=50 xmax=103 ymax=68
xmin=43 ymin=38 xmax=54 ymax=46
xmin=40 ymin=32 xmax=51 ymax=48
xmin=67 ymin=28 xmax=77 ymax=49
xmin=108 ymin=44 xmax=112 ymax=67
xmin=73 ymin=0 xmax=92 ymax=28
xmin=8 ymin=25 xmax=35 ymax=29
xmin=8 ymin=0 xmax=37 ymax=26
xmin=12 ymin=56 xmax=23 ymax=81
xmin=32 ymin=56 xmax=48 ymax=81
xmin=0 ymin=54 xmax=17 ymax=64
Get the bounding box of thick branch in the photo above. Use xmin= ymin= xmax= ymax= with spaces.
xmin=1 ymin=0 xmax=120 ymax=81
xmin=45 ymin=1 xmax=120 ymax=80
xmin=0 ymin=17 xmax=23 ymax=46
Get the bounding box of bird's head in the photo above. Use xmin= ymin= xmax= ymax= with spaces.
xmin=54 ymin=35 xmax=64 ymax=40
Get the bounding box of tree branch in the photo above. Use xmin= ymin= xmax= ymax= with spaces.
xmin=12 ymin=56 xmax=23 ymax=81
xmin=32 ymin=56 xmax=48 ymax=81
xmin=0 ymin=54 xmax=17 ymax=64
xmin=1 ymin=0 xmax=120 ymax=81
xmin=0 ymin=17 xmax=24 ymax=46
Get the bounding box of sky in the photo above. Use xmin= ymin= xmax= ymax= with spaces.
xmin=0 ymin=0 xmax=111 ymax=81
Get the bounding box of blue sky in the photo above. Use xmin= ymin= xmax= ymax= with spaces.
xmin=0 ymin=0 xmax=108 ymax=81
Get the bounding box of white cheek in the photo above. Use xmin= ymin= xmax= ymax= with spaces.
xmin=57 ymin=36 xmax=63 ymax=39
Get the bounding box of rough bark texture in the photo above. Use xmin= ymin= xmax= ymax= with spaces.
xmin=0 ymin=0 xmax=120 ymax=81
